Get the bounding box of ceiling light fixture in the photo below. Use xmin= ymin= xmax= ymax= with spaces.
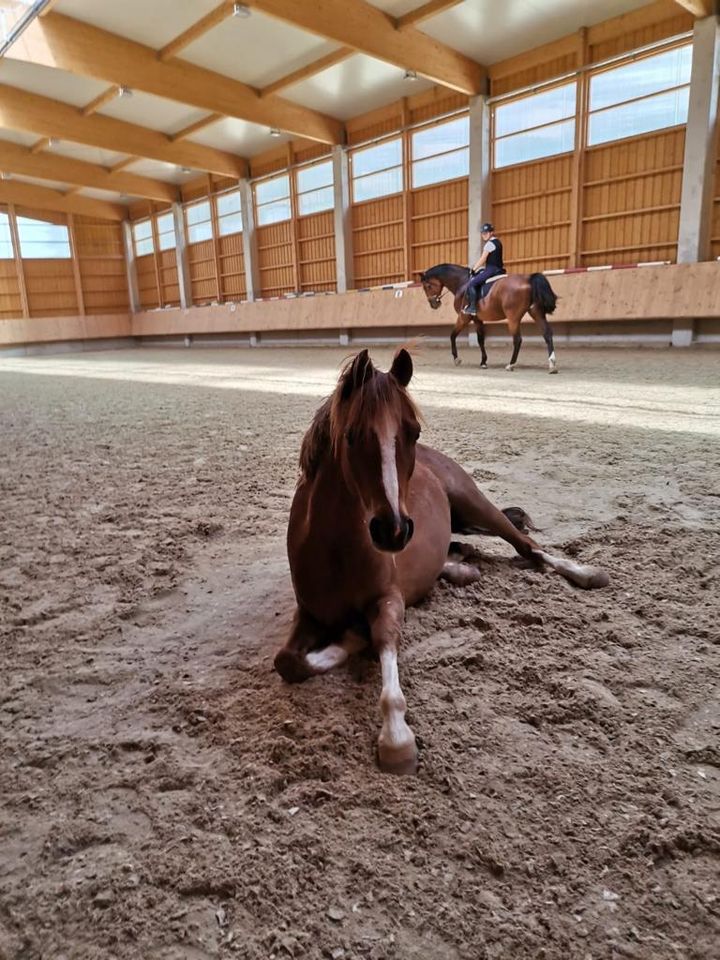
xmin=118 ymin=86 xmax=133 ymax=98
xmin=403 ymin=69 xmax=418 ymax=81
xmin=269 ymin=128 xmax=281 ymax=138
xmin=232 ymin=3 xmax=251 ymax=17
xmin=180 ymin=167 xmax=192 ymax=174
xmin=47 ymin=137 xmax=58 ymax=147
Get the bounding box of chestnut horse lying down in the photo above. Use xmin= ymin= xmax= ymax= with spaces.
xmin=274 ymin=349 xmax=609 ymax=774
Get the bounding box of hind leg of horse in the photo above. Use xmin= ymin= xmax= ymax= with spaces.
xmin=450 ymin=315 xmax=470 ymax=366
xmin=475 ymin=320 xmax=488 ymax=368
xmin=505 ymin=314 xmax=523 ymax=371
xmin=419 ymin=446 xmax=538 ymax=560
xmin=366 ymin=590 xmax=416 ymax=775
xmin=528 ymin=304 xmax=558 ymax=374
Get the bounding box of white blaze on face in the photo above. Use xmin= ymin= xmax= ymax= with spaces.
xmin=378 ymin=422 xmax=399 ymax=518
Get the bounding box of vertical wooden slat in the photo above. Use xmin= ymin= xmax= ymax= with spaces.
xmin=148 ymin=205 xmax=163 ymax=307
xmin=207 ymin=174 xmax=223 ymax=301
xmin=569 ymin=28 xmax=588 ymax=267
xmin=287 ymin=145 xmax=302 ymax=292
xmin=401 ymin=98 xmax=413 ymax=281
xmin=67 ymin=213 xmax=86 ymax=317
xmin=7 ymin=204 xmax=29 ymax=318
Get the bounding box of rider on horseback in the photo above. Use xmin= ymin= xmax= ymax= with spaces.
xmin=462 ymin=222 xmax=505 ymax=316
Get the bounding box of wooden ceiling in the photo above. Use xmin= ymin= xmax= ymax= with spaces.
xmin=0 ymin=0 xmax=704 ymax=218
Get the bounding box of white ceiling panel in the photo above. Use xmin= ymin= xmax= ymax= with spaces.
xmin=285 ymin=55 xmax=433 ymax=121
xmin=181 ymin=10 xmax=340 ymax=89
xmin=48 ymin=141 xmax=127 ymax=168
xmin=415 ymin=0 xmax=653 ymax=64
xmin=54 ymin=0 xmax=221 ymax=49
xmin=97 ymin=89 xmax=202 ymax=134
xmin=0 ymin=130 xmax=38 ymax=148
xmin=125 ymin=158 xmax=197 ymax=185
xmin=9 ymin=173 xmax=72 ymax=192
xmin=0 ymin=57 xmax=108 ymax=106
xmin=189 ymin=117 xmax=290 ymax=157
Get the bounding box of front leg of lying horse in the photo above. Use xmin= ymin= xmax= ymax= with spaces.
xmin=367 ymin=590 xmax=417 ymax=776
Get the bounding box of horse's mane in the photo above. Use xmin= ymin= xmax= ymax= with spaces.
xmin=421 ymin=262 xmax=466 ymax=280
xmin=298 ymin=355 xmax=419 ymax=481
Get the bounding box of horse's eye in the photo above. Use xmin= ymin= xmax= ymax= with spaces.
xmin=407 ymin=424 xmax=421 ymax=442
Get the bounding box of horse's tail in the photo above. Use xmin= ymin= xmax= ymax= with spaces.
xmin=529 ymin=272 xmax=558 ymax=315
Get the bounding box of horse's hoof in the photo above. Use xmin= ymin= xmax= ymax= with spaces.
xmin=548 ymin=367 xmax=559 ymax=375
xmin=505 ymin=364 xmax=515 ymax=372
xmin=453 ymin=357 xmax=462 ymax=367
xmin=274 ymin=648 xmax=313 ymax=684
xmin=585 ymin=567 xmax=610 ymax=589
xmin=480 ymin=363 xmax=488 ymax=369
xmin=378 ymin=738 xmax=418 ymax=776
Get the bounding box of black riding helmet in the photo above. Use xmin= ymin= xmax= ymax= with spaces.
xmin=481 ymin=222 xmax=494 ymax=233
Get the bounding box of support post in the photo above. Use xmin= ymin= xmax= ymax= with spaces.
xmin=678 ymin=15 xmax=720 ymax=264
xmin=172 ymin=201 xmax=192 ymax=309
xmin=67 ymin=213 xmax=86 ymax=317
xmin=332 ymin=144 xmax=353 ymax=293
xmin=8 ymin=204 xmax=29 ymax=319
xmin=468 ymin=95 xmax=492 ymax=267
xmin=675 ymin=15 xmax=720 ymax=346
xmin=122 ymin=220 xmax=140 ymax=314
xmin=239 ymin=178 xmax=260 ymax=302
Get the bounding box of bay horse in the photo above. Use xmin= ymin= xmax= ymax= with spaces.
xmin=420 ymin=263 xmax=560 ymax=373
xmin=273 ymin=348 xmax=609 ymax=775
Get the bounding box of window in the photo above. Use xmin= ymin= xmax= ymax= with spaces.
xmin=588 ymin=45 xmax=692 ymax=146
xmin=0 ymin=212 xmax=13 ymax=259
xmin=185 ymin=200 xmax=213 ymax=243
xmin=156 ymin=211 xmax=176 ymax=251
xmin=17 ymin=216 xmax=71 ymax=259
xmin=255 ymin=174 xmax=291 ymax=226
xmin=351 ymin=138 xmax=403 ymax=202
xmin=132 ymin=219 xmax=153 ymax=257
xmin=296 ymin=160 xmax=334 ymax=215
xmin=412 ymin=115 xmax=469 ymax=188
xmin=216 ymin=189 xmax=243 ymax=236
xmin=493 ymin=82 xmax=576 ymax=168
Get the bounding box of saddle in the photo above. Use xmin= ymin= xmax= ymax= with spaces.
xmin=476 ymin=272 xmax=506 ymax=300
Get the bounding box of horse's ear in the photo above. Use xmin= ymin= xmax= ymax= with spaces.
xmin=340 ymin=349 xmax=375 ymax=400
xmin=419 ymin=271 xmax=426 ymax=281
xmin=390 ymin=348 xmax=413 ymax=388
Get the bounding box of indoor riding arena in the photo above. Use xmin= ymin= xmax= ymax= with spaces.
xmin=1 ymin=2 xmax=719 ymax=959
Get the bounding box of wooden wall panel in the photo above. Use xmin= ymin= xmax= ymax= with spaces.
xmin=297 ymin=211 xmax=335 ymax=292
xmin=218 ymin=231 xmax=246 ymax=301
xmin=352 ymin=195 xmax=405 ymax=286
xmin=711 ymin=134 xmax=720 ymax=261
xmin=492 ymin=155 xmax=573 ymax=272
xmin=158 ymin=249 xmax=180 ymax=307
xmin=136 ymin=253 xmax=160 ymax=310
xmin=410 ymin=178 xmax=468 ymax=277
xmin=24 ymin=259 xmax=78 ymax=317
xmin=581 ymin=128 xmax=684 ymax=266
xmin=73 ymin=216 xmax=129 ymax=315
xmin=257 ymin=220 xmax=294 ymax=297
xmin=188 ymin=238 xmax=218 ymax=305
xmin=0 ymin=257 xmax=22 ymax=320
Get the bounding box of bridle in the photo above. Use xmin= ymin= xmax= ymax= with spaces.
xmin=423 ymin=278 xmax=447 ymax=308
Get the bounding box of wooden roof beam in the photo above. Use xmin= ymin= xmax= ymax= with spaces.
xmin=81 ymin=84 xmax=121 ymax=116
xmin=11 ymin=12 xmax=344 ymax=144
xmin=158 ymin=2 xmax=234 ymax=61
xmin=0 ymin=84 xmax=247 ymax=178
xmin=673 ymin=0 xmax=715 ymax=15
xmin=260 ymin=47 xmax=354 ymax=97
xmin=169 ymin=113 xmax=224 ymax=142
xmin=0 ymin=139 xmax=179 ymax=202
xmin=0 ymin=179 xmax=126 ymax=220
xmin=396 ymin=0 xmax=465 ymax=30
xmin=241 ymin=0 xmax=486 ymax=94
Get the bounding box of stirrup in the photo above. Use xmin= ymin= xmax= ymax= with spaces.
xmin=461 ymin=305 xmax=477 ymax=316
